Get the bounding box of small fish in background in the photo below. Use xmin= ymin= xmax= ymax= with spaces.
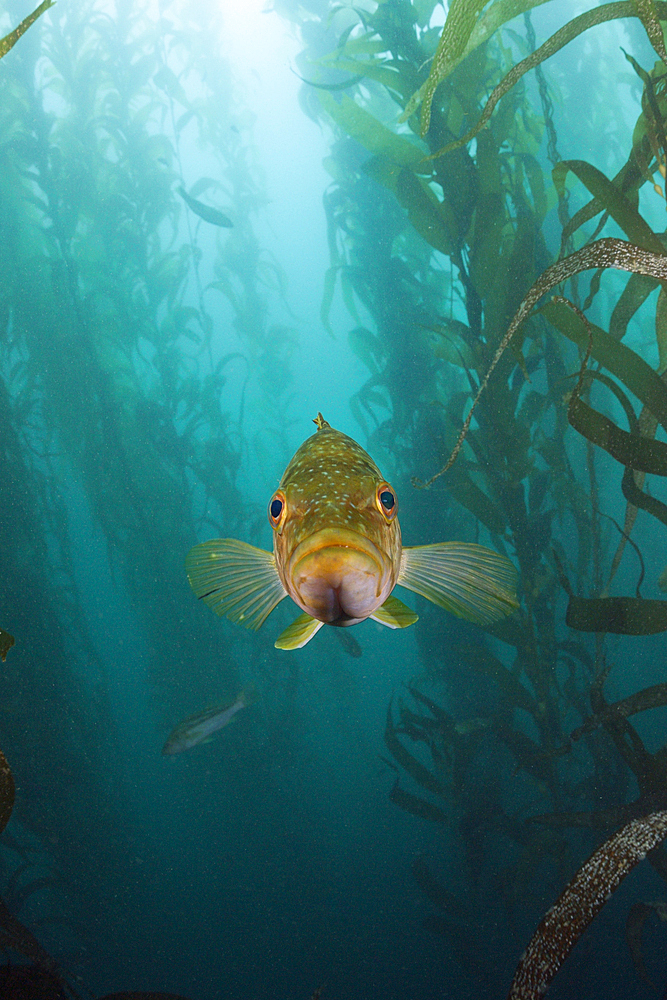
xmin=178 ymin=185 xmax=233 ymax=228
xmin=186 ymin=413 xmax=519 ymax=650
xmin=162 ymin=686 xmax=256 ymax=756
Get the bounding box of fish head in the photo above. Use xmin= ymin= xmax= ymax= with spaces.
xmin=269 ymin=417 xmax=401 ymax=625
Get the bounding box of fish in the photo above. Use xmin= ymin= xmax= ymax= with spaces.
xmin=178 ymin=185 xmax=233 ymax=228
xmin=162 ymin=686 xmax=256 ymax=756
xmin=185 ymin=413 xmax=519 ymax=650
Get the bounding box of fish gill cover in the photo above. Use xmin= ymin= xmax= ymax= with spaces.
xmin=3 ymin=0 xmax=667 ymax=998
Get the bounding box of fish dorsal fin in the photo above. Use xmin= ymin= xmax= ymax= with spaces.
xmin=398 ymin=542 xmax=518 ymax=627
xmin=371 ymin=595 xmax=418 ymax=629
xmin=275 ymin=613 xmax=324 ymax=650
xmin=185 ymin=538 xmax=287 ymax=631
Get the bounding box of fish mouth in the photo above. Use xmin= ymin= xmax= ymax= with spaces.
xmin=287 ymin=528 xmax=393 ymax=624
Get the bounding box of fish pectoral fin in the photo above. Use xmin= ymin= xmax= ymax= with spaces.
xmin=185 ymin=538 xmax=287 ymax=631
xmin=398 ymin=542 xmax=519 ymax=627
xmin=371 ymin=595 xmax=418 ymax=629
xmin=275 ymin=613 xmax=324 ymax=650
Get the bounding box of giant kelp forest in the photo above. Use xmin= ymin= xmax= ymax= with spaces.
xmin=4 ymin=0 xmax=667 ymax=998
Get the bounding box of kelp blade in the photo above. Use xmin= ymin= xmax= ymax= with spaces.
xmin=508 ymin=811 xmax=667 ymax=998
xmin=0 ymin=750 xmax=13 ymax=835
xmin=566 ymin=596 xmax=667 ymax=635
xmin=0 ymin=628 xmax=14 ymax=662
xmin=0 ymin=0 xmax=53 ymax=60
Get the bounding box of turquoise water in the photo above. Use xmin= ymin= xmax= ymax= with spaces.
xmin=1 ymin=1 xmax=667 ymax=998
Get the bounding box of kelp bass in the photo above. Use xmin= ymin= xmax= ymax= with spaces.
xmin=186 ymin=414 xmax=518 ymax=649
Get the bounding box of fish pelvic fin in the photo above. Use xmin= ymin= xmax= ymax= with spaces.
xmin=370 ymin=595 xmax=418 ymax=629
xmin=275 ymin=613 xmax=324 ymax=650
xmin=185 ymin=538 xmax=287 ymax=631
xmin=398 ymin=542 xmax=519 ymax=627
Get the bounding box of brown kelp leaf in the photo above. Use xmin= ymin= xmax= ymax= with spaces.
xmin=553 ymin=159 xmax=665 ymax=254
xmin=572 ymin=682 xmax=667 ymax=740
xmin=543 ymin=298 xmax=667 ymax=432
xmin=604 ymin=401 xmax=654 ymax=596
xmin=0 ymin=895 xmax=58 ymax=971
xmin=507 ymin=810 xmax=667 ymax=999
xmin=411 ymin=856 xmax=469 ymax=920
xmin=634 ymin=0 xmax=667 ymax=62
xmin=532 ymin=791 xmax=667 ymax=831
xmin=622 ymin=463 xmax=667 ymax=528
xmin=389 ymin=779 xmax=446 ymax=824
xmin=408 ymin=0 xmax=486 ymax=135
xmin=568 ymin=396 xmax=667 ymax=474
xmin=0 ymin=750 xmax=14 ymax=836
xmin=566 ymin=596 xmax=667 ymax=635
xmin=0 ymin=629 xmax=14 ymax=662
xmin=384 ymin=702 xmax=445 ymax=797
xmin=0 ymin=0 xmax=53 ymax=60
xmin=416 ymin=238 xmax=667 ymax=487
xmin=425 ymin=3 xmax=645 ymax=159
xmin=610 ymin=272 xmax=659 ymax=342
xmin=626 ymin=899 xmax=667 ymax=988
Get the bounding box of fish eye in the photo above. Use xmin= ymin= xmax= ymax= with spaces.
xmin=376 ymin=484 xmax=398 ymax=521
xmin=268 ymin=492 xmax=286 ymax=531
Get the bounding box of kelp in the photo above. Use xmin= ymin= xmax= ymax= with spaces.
xmin=0 ymin=0 xmax=53 ymax=60
xmin=508 ymin=811 xmax=667 ymax=998
xmin=178 ymin=186 xmax=233 ymax=228
xmin=389 ymin=779 xmax=446 ymax=823
xmin=626 ymin=899 xmax=667 ymax=989
xmin=532 ymin=790 xmax=667 ymax=830
xmin=385 ymin=701 xmax=446 ymax=798
xmin=0 ymin=629 xmax=14 ymax=662
xmin=0 ymin=894 xmax=59 ymax=973
xmin=421 ymin=2 xmax=667 ymax=159
xmin=566 ymin=596 xmax=667 ymax=634
xmin=411 ymin=856 xmax=470 ymax=921
xmin=420 ymin=237 xmax=667 ymax=486
xmin=0 ymin=750 xmax=14 ymax=837
xmin=276 ymin=0 xmax=667 ymax=989
xmin=572 ymin=682 xmax=667 ymax=739
xmin=0 ymin=0 xmax=286 ymax=710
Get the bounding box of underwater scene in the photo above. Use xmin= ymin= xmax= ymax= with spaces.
xmin=5 ymin=0 xmax=667 ymax=997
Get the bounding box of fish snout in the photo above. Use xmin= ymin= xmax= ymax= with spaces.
xmin=288 ymin=530 xmax=392 ymax=624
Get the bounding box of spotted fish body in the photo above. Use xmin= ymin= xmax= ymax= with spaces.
xmin=186 ymin=414 xmax=519 ymax=650
xmin=273 ymin=416 xmax=401 ymax=626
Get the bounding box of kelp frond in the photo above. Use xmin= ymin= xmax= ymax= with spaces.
xmin=0 ymin=0 xmax=53 ymax=61
xmin=420 ymin=2 xmax=667 ymax=160
xmin=417 ymin=237 xmax=667 ymax=487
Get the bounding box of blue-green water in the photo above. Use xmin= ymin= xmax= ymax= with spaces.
xmin=1 ymin=1 xmax=667 ymax=998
